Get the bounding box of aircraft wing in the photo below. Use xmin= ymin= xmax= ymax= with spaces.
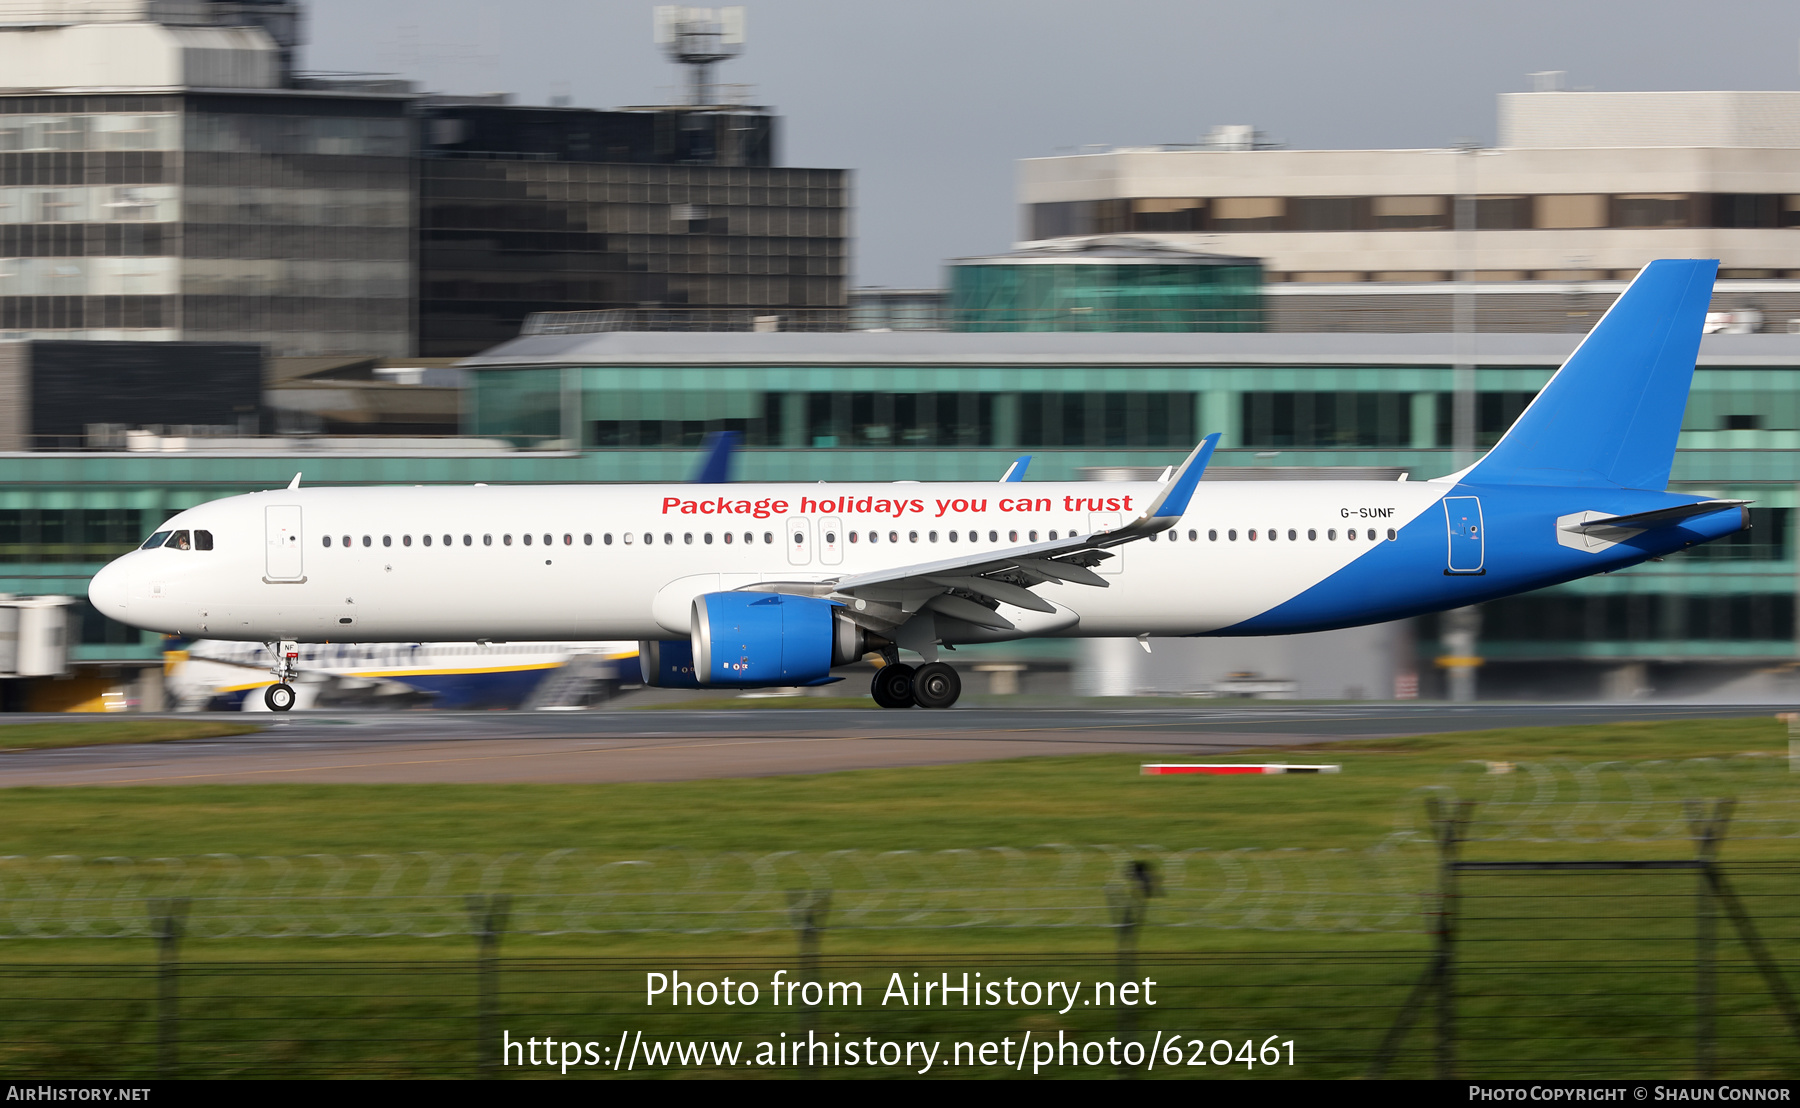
xmin=754 ymin=435 xmax=1218 ymax=632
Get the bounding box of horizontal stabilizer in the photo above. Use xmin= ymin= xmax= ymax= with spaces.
xmin=1562 ymin=499 xmax=1750 ymax=534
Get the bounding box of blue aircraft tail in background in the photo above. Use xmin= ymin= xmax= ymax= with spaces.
xmin=1460 ymin=258 xmax=1717 ymax=492
xmin=691 ymin=430 xmax=741 ymax=483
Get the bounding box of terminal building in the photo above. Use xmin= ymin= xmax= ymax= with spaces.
xmin=456 ymin=324 xmax=1800 ymax=701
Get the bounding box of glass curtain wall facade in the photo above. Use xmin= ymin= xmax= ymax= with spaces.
xmin=418 ymin=161 xmax=848 ymax=356
xmin=181 ymin=94 xmax=414 ymax=356
xmin=0 ymin=92 xmax=414 ymax=355
xmin=0 ymin=96 xmax=183 ymax=340
xmin=950 ymin=260 xmax=1263 ymax=332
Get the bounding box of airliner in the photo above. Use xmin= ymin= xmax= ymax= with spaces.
xmin=169 ymin=639 xmax=637 ymax=711
xmin=88 ymin=260 xmax=1747 ymax=711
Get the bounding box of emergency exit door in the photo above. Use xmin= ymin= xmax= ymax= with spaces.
xmin=785 ymin=516 xmax=813 ymax=565
xmin=1443 ymin=496 xmax=1485 ymax=575
xmin=265 ymin=505 xmax=304 ymax=580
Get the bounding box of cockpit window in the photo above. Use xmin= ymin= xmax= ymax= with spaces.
xmin=169 ymin=530 xmax=192 ymax=551
xmin=141 ymin=530 xmax=171 ymax=549
xmin=194 ymin=530 xmax=213 ymax=551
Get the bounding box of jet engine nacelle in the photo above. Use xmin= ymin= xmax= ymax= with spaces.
xmin=690 ymin=592 xmax=864 ymax=687
xmin=638 ymin=638 xmax=701 ymax=688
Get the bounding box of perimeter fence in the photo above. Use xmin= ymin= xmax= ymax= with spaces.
xmin=2 ymin=757 xmax=1798 ymax=1079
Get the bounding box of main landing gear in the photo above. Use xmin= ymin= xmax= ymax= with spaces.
xmin=870 ymin=660 xmax=962 ymax=710
xmin=871 ymin=663 xmax=915 ymax=708
xmin=264 ymin=641 xmax=299 ymax=712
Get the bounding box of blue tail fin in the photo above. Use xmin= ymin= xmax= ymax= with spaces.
xmin=1461 ymin=258 xmax=1717 ymax=490
xmin=691 ymin=430 xmax=740 ymax=483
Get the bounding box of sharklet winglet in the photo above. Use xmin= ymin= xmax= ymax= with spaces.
xmin=1147 ymin=433 xmax=1220 ymax=519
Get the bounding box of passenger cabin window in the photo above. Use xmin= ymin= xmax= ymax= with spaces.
xmin=583 ymin=534 xmax=592 ymax=545
xmin=423 ymin=534 xmax=433 ymax=546
xmin=322 ymin=535 xmax=332 ymax=547
xmin=362 ymin=535 xmax=371 ymax=547
xmin=194 ymin=530 xmax=213 ymax=551
xmin=544 ymin=534 xmax=553 ymax=546
xmin=603 ymin=534 xmax=612 ymax=545
xmin=522 ymin=533 xmax=531 ymax=545
xmin=383 ymin=536 xmax=392 ymax=547
xmin=342 ymin=535 xmax=351 ymax=547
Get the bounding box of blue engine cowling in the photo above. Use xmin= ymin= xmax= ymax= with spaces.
xmin=638 ymin=638 xmax=701 ymax=688
xmin=690 ymin=592 xmax=865 ymax=687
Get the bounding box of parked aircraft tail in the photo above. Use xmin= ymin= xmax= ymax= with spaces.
xmin=1458 ymin=258 xmax=1717 ymax=491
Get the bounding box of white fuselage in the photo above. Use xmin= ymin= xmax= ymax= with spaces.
xmin=88 ymin=480 xmax=1447 ymax=643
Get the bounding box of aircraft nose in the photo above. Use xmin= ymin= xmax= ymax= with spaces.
xmin=88 ymin=558 xmax=128 ymax=615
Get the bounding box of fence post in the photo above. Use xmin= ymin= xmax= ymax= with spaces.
xmin=467 ymin=893 xmax=511 ymax=1078
xmin=1686 ymin=798 xmax=1733 ymax=1079
xmin=1428 ymin=797 xmax=1473 ymax=1080
xmin=787 ymin=888 xmax=830 ymax=1073
xmin=1107 ymin=859 xmax=1159 ymax=1077
xmin=148 ymin=896 xmax=189 ymax=1080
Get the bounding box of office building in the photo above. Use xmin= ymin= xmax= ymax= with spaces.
xmin=1018 ymin=91 xmax=1800 ymax=331
xmin=416 ymin=99 xmax=848 ymax=356
xmin=0 ymin=1 xmax=415 ymax=356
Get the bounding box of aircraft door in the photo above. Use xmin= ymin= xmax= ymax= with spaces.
xmin=1088 ymin=512 xmax=1123 ymax=574
xmin=818 ymin=517 xmax=844 ymax=565
xmin=785 ymin=516 xmax=813 ymax=565
xmin=1443 ymin=496 xmax=1485 ymax=574
xmin=265 ymin=505 xmax=304 ymax=580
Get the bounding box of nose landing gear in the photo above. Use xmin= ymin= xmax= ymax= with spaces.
xmin=264 ymin=641 xmax=299 ymax=712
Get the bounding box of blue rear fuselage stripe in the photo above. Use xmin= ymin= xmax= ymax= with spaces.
xmin=1218 ymin=483 xmax=1746 ymax=636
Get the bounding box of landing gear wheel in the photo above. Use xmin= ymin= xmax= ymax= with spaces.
xmin=264 ymin=682 xmax=296 ymax=712
xmin=912 ymin=662 xmax=961 ymax=710
xmin=871 ymin=664 xmax=916 ymax=709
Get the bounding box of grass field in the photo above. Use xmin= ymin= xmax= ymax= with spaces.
xmin=2 ymin=716 xmax=1797 ymax=1080
xmin=2 ymin=716 xmax=1791 ymax=856
xmin=0 ymin=718 xmax=262 ymax=752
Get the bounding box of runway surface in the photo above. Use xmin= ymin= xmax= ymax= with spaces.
xmin=0 ymin=702 xmax=1780 ymax=786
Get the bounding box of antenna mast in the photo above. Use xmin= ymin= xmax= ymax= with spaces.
xmin=653 ymin=6 xmax=746 ymax=107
